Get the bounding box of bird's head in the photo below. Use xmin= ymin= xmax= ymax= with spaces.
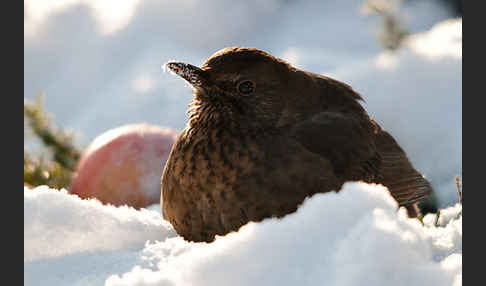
xmin=166 ymin=47 xmax=309 ymax=129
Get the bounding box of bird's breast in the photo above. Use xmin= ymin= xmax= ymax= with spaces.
xmin=161 ymin=125 xmax=341 ymax=241
xmin=164 ymin=127 xmax=264 ymax=197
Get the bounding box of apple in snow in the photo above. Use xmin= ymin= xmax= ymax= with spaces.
xmin=69 ymin=123 xmax=178 ymax=209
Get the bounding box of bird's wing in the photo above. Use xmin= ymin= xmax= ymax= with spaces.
xmin=288 ymin=111 xmax=381 ymax=181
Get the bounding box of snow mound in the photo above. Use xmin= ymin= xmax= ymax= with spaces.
xmin=407 ymin=19 xmax=462 ymax=59
xmin=24 ymin=186 xmax=176 ymax=262
xmin=24 ymin=183 xmax=462 ymax=286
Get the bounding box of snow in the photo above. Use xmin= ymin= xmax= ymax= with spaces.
xmin=24 ymin=186 xmax=176 ymax=262
xmin=24 ymin=183 xmax=461 ymax=286
xmin=24 ymin=1 xmax=462 ymax=284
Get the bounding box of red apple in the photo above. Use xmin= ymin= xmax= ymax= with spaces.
xmin=69 ymin=123 xmax=178 ymax=208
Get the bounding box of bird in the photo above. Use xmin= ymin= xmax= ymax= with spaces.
xmin=161 ymin=47 xmax=432 ymax=242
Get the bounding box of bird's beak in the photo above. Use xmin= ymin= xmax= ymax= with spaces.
xmin=165 ymin=62 xmax=206 ymax=88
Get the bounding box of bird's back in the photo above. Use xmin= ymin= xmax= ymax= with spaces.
xmin=290 ymin=73 xmax=432 ymax=216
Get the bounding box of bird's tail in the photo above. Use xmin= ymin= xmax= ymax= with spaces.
xmin=373 ymin=129 xmax=432 ymax=217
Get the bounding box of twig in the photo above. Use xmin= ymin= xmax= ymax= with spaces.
xmin=455 ymin=176 xmax=462 ymax=204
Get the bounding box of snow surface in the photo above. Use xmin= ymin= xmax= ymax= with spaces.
xmin=24 ymin=183 xmax=461 ymax=286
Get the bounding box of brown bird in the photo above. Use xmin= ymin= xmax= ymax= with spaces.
xmin=162 ymin=47 xmax=432 ymax=242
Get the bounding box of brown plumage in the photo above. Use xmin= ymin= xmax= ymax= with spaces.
xmin=161 ymin=47 xmax=432 ymax=242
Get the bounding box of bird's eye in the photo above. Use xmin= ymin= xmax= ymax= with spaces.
xmin=237 ymin=80 xmax=254 ymax=95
